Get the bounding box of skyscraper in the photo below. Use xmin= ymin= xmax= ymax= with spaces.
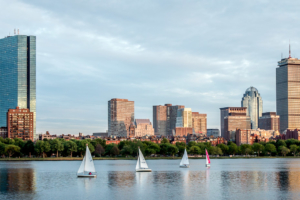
xmin=108 ymin=98 xmax=134 ymax=137
xmin=277 ymin=47 xmax=300 ymax=133
xmin=0 ymin=35 xmax=36 ymax=139
xmin=176 ymin=108 xmax=192 ymax=128
xmin=241 ymin=86 xmax=263 ymax=129
xmin=192 ymin=112 xmax=207 ymax=135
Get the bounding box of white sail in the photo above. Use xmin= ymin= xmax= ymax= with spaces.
xmin=84 ymin=145 xmax=96 ymax=172
xmin=77 ymin=155 xmax=85 ymax=174
xmin=138 ymin=149 xmax=148 ymax=169
xmin=206 ymin=157 xmax=208 ymax=165
xmin=136 ymin=156 xmax=140 ymax=170
xmin=180 ymin=149 xmax=189 ymax=166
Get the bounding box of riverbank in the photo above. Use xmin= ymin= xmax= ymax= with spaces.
xmin=0 ymin=156 xmax=299 ymax=161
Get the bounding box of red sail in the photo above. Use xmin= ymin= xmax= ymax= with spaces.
xmin=206 ymin=149 xmax=211 ymax=164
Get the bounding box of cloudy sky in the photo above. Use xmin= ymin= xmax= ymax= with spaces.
xmin=0 ymin=0 xmax=299 ymax=135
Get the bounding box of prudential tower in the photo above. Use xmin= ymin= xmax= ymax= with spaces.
xmin=241 ymin=87 xmax=263 ymax=129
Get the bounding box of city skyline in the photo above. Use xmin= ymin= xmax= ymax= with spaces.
xmin=0 ymin=0 xmax=299 ymax=135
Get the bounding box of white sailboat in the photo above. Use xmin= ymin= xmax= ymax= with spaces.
xmin=77 ymin=144 xmax=97 ymax=177
xmin=179 ymin=148 xmax=189 ymax=168
xmin=136 ymin=147 xmax=152 ymax=172
xmin=205 ymin=149 xmax=211 ymax=167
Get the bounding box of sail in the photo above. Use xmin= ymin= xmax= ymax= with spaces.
xmin=205 ymin=149 xmax=211 ymax=164
xmin=138 ymin=149 xmax=148 ymax=169
xmin=136 ymin=156 xmax=140 ymax=170
xmin=77 ymin=155 xmax=85 ymax=174
xmin=180 ymin=149 xmax=189 ymax=166
xmin=84 ymin=145 xmax=96 ymax=172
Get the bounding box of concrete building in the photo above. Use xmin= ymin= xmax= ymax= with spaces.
xmin=108 ymin=98 xmax=134 ymax=137
xmin=176 ymin=108 xmax=192 ymax=128
xmin=220 ymin=107 xmax=249 ymax=138
xmin=93 ymin=132 xmax=108 ymax=137
xmin=192 ymin=112 xmax=207 ymax=135
xmin=259 ymin=112 xmax=280 ymax=131
xmin=224 ymin=115 xmax=251 ymax=141
xmin=277 ymin=49 xmax=300 ymax=133
xmin=7 ymin=107 xmax=34 ymax=141
xmin=134 ymin=119 xmax=155 ymax=137
xmin=0 ymin=127 xmax=7 ymax=138
xmin=153 ymin=104 xmax=184 ymax=136
xmin=207 ymin=129 xmax=220 ymax=137
xmin=0 ymin=35 xmax=36 ymax=139
xmin=241 ymin=87 xmax=263 ymax=129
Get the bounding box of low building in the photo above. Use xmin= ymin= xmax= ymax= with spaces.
xmin=235 ymin=128 xmax=280 ymax=146
xmin=207 ymin=129 xmax=220 ymax=137
xmin=0 ymin=127 xmax=7 ymax=138
xmin=39 ymin=131 xmax=57 ymax=140
xmin=93 ymin=132 xmax=108 ymax=137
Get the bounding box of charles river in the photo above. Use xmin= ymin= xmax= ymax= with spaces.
xmin=1 ymin=159 xmax=300 ymax=200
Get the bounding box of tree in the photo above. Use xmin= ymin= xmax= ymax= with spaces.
xmin=240 ymin=144 xmax=252 ymax=155
xmin=217 ymin=144 xmax=229 ymax=155
xmin=188 ymin=141 xmax=197 ymax=148
xmin=5 ymin=145 xmax=20 ymax=158
xmin=276 ymin=140 xmax=286 ymax=149
xmin=24 ymin=140 xmax=35 ymax=157
xmin=110 ymin=146 xmax=120 ymax=156
xmin=280 ymin=146 xmax=290 ymax=157
xmin=0 ymin=142 xmax=5 ymax=157
xmin=189 ymin=146 xmax=201 ymax=155
xmin=105 ymin=144 xmax=118 ymax=156
xmin=94 ymin=144 xmax=105 ymax=157
xmin=145 ymin=143 xmax=160 ymax=156
xmin=167 ymin=145 xmax=178 ymax=157
xmin=159 ymin=143 xmax=171 ymax=155
xmin=51 ymin=139 xmax=64 ymax=157
xmin=161 ymin=138 xmax=170 ymax=144
xmin=4 ymin=138 xmax=15 ymax=145
xmin=228 ymin=143 xmax=238 ymax=155
xmin=252 ymin=143 xmax=264 ymax=157
xmin=290 ymin=145 xmax=299 ymax=157
xmin=65 ymin=141 xmax=77 ymax=157
xmin=265 ymin=143 xmax=277 ymax=156
xmin=35 ymin=141 xmax=51 ymax=158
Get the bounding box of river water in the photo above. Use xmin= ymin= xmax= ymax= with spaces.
xmin=0 ymin=158 xmax=300 ymax=200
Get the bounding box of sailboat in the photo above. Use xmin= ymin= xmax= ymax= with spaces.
xmin=179 ymin=148 xmax=189 ymax=168
xmin=77 ymin=144 xmax=97 ymax=177
xmin=205 ymin=149 xmax=211 ymax=167
xmin=136 ymin=147 xmax=152 ymax=172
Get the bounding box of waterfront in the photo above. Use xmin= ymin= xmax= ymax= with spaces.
xmin=1 ymin=159 xmax=300 ymax=200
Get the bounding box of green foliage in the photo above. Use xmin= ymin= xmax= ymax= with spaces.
xmin=4 ymin=138 xmax=15 ymax=145
xmin=265 ymin=143 xmax=277 ymax=156
xmin=145 ymin=143 xmax=160 ymax=155
xmin=167 ymin=145 xmax=178 ymax=157
xmin=110 ymin=146 xmax=120 ymax=156
xmin=217 ymin=144 xmax=229 ymax=155
xmin=5 ymin=145 xmax=21 ymax=157
xmin=94 ymin=144 xmax=105 ymax=157
xmin=240 ymin=144 xmax=252 ymax=155
xmin=252 ymin=143 xmax=264 ymax=156
xmin=189 ymin=146 xmax=201 ymax=155
xmin=280 ymin=146 xmax=290 ymax=157
xmin=161 ymin=138 xmax=170 ymax=144
xmin=290 ymin=145 xmax=299 ymax=157
xmin=35 ymin=141 xmax=51 ymax=158
xmin=51 ymin=139 xmax=64 ymax=157
xmin=0 ymin=142 xmax=6 ymax=156
xmin=64 ymin=141 xmax=77 ymax=157
xmin=188 ymin=141 xmax=197 ymax=148
xmin=228 ymin=143 xmax=238 ymax=155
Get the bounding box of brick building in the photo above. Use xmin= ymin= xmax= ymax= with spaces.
xmin=259 ymin=112 xmax=280 ymax=132
xmin=175 ymin=127 xmax=193 ymax=136
xmin=39 ymin=131 xmax=57 ymax=140
xmin=192 ymin=112 xmax=207 ymax=135
xmin=286 ymin=129 xmax=300 ymax=140
xmin=108 ymin=98 xmax=134 ymax=137
xmin=7 ymin=107 xmax=34 ymax=141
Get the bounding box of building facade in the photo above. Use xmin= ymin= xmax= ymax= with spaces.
xmin=0 ymin=127 xmax=7 ymax=138
xmin=175 ymin=127 xmax=193 ymax=136
xmin=220 ymin=107 xmax=248 ymax=138
xmin=108 ymin=98 xmax=134 ymax=137
xmin=286 ymin=129 xmax=300 ymax=140
xmin=224 ymin=111 xmax=251 ymax=141
xmin=153 ymin=104 xmax=184 ymax=136
xmin=176 ymin=108 xmax=192 ymax=128
xmin=258 ymin=112 xmax=280 ymax=131
xmin=192 ymin=112 xmax=207 ymax=135
xmin=7 ymin=107 xmax=34 ymax=140
xmin=207 ymin=129 xmax=220 ymax=137
xmin=276 ymin=54 xmax=300 ymax=133
xmin=241 ymin=86 xmax=263 ymax=129
xmin=0 ymin=35 xmax=36 ymax=139
xmin=134 ymin=119 xmax=155 ymax=137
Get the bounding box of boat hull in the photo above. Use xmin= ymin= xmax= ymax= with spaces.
xmin=206 ymin=164 xmax=210 ymax=167
xmin=77 ymin=173 xmax=97 ymax=177
xmin=180 ymin=165 xmax=189 ymax=168
xmin=136 ymin=169 xmax=152 ymax=172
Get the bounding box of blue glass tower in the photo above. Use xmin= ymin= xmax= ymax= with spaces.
xmin=0 ymin=35 xmax=36 ymax=139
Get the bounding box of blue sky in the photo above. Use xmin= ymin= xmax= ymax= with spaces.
xmin=0 ymin=0 xmax=299 ymax=135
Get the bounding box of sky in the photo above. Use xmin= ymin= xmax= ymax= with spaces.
xmin=0 ymin=0 xmax=299 ymax=135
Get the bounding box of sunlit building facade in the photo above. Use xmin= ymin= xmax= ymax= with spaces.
xmin=241 ymin=86 xmax=263 ymax=129
xmin=192 ymin=112 xmax=207 ymax=135
xmin=277 ymin=54 xmax=300 ymax=133
xmin=176 ymin=108 xmax=192 ymax=128
xmin=0 ymin=35 xmax=36 ymax=139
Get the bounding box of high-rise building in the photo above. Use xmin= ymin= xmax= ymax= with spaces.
xmin=7 ymin=107 xmax=34 ymax=140
xmin=224 ymin=114 xmax=251 ymax=141
xmin=220 ymin=107 xmax=248 ymax=138
xmin=241 ymin=87 xmax=263 ymax=129
xmin=207 ymin=129 xmax=219 ymax=137
xmin=277 ymin=49 xmax=300 ymax=133
xmin=153 ymin=104 xmax=184 ymax=136
xmin=258 ymin=112 xmax=280 ymax=132
xmin=108 ymin=98 xmax=134 ymax=137
xmin=0 ymin=35 xmax=36 ymax=139
xmin=176 ymin=108 xmax=192 ymax=128
xmin=192 ymin=112 xmax=207 ymax=135
xmin=134 ymin=119 xmax=154 ymax=137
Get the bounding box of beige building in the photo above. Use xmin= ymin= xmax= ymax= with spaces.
xmin=108 ymin=98 xmax=134 ymax=137
xmin=192 ymin=112 xmax=207 ymax=135
xmin=176 ymin=108 xmax=192 ymax=128
xmin=134 ymin=119 xmax=154 ymax=137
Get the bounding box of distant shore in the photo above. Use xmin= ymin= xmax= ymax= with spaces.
xmin=0 ymin=156 xmax=299 ymax=161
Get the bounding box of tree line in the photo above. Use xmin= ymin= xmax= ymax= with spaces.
xmin=1 ymin=137 xmax=300 ymax=158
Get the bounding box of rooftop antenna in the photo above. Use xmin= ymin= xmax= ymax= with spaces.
xmin=14 ymin=29 xmax=16 ymax=35
xmin=289 ymin=40 xmax=291 ymax=58
xmin=17 ymin=29 xmax=19 ymax=35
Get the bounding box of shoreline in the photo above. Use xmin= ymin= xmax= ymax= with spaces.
xmin=0 ymin=156 xmax=299 ymax=161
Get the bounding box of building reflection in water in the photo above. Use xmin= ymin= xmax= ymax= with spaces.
xmin=0 ymin=168 xmax=36 ymax=193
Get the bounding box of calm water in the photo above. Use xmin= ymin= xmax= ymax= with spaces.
xmin=1 ymin=159 xmax=300 ymax=200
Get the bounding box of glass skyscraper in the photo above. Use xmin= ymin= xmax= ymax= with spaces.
xmin=0 ymin=35 xmax=36 ymax=139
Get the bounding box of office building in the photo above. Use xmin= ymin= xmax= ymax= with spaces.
xmin=192 ymin=112 xmax=207 ymax=135
xmin=258 ymin=112 xmax=280 ymax=132
xmin=0 ymin=35 xmax=36 ymax=139
xmin=176 ymin=108 xmax=192 ymax=128
xmin=207 ymin=129 xmax=219 ymax=137
xmin=277 ymin=49 xmax=300 ymax=133
xmin=108 ymin=98 xmax=134 ymax=137
xmin=241 ymin=86 xmax=263 ymax=129
xmin=7 ymin=107 xmax=34 ymax=140
xmin=134 ymin=119 xmax=154 ymax=137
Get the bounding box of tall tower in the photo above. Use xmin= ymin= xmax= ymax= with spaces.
xmin=0 ymin=35 xmax=36 ymax=139
xmin=241 ymin=87 xmax=263 ymax=129
xmin=276 ymin=47 xmax=300 ymax=133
